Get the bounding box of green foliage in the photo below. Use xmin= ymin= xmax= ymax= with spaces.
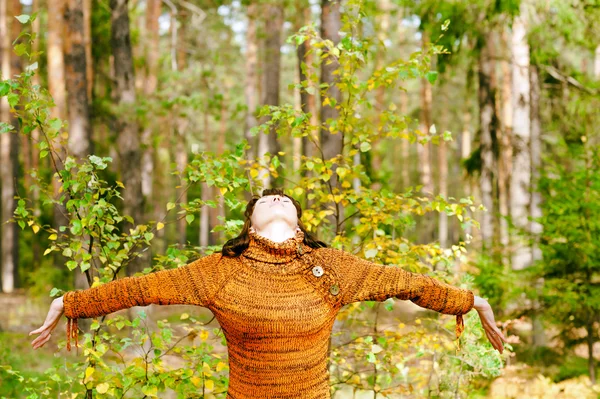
xmin=532 ymin=140 xmax=600 ymax=355
xmin=0 ymin=4 xmax=505 ymax=398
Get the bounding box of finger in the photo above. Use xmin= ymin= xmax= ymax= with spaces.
xmin=487 ymin=330 xmax=503 ymax=353
xmin=31 ymin=329 xmax=51 ymax=347
xmin=29 ymin=324 xmax=48 ymax=335
xmin=33 ymin=333 xmax=52 ymax=350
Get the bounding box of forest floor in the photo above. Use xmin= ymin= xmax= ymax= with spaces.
xmin=1 ymin=292 xmax=599 ymax=398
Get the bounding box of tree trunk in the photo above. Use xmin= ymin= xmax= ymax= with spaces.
xmin=83 ymin=0 xmax=92 ymax=101
xmin=244 ymin=2 xmax=259 ymax=161
xmin=65 ymin=0 xmax=92 ymax=159
xmin=65 ymin=0 xmax=93 ymax=290
xmin=258 ymin=3 xmax=283 ymax=189
xmin=498 ymin=28 xmax=513 ymax=263
xmin=141 ymin=0 xmax=160 ymax=202
xmin=587 ymin=319 xmax=597 ymax=385
xmin=400 ymin=90 xmax=409 ymax=190
xmin=438 ymin=89 xmax=449 ymax=248
xmin=47 ymin=0 xmax=68 ymax=122
xmin=510 ymin=8 xmax=531 ymax=271
xmin=418 ymin=78 xmax=433 ymax=194
xmin=595 ymin=45 xmax=600 ymax=78
xmin=0 ymin=0 xmax=20 ymax=292
xmin=320 ymin=0 xmax=343 ymax=234
xmin=200 ymin=110 xmax=210 ymax=247
xmin=47 ymin=0 xmax=70 ymax=241
xmin=110 ymin=0 xmax=144 ymax=276
xmin=478 ymin=32 xmax=498 ymax=250
xmin=461 ymin=105 xmax=473 ymax=238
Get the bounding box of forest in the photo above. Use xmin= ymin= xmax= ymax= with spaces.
xmin=0 ymin=0 xmax=599 ymax=397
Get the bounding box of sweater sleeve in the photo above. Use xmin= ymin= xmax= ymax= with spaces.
xmin=324 ymin=248 xmax=474 ymax=341
xmin=62 ymin=252 xmax=223 ymax=351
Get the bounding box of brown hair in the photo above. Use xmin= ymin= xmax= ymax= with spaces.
xmin=221 ymin=188 xmax=328 ymax=257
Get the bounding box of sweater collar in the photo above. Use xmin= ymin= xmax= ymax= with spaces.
xmin=243 ymin=228 xmax=313 ymax=264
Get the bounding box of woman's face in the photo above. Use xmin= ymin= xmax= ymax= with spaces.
xmin=250 ymin=194 xmax=298 ymax=232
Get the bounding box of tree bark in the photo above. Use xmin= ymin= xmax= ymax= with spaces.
xmin=244 ymin=2 xmax=259 ymax=161
xmin=498 ymin=27 xmax=513 ymax=263
xmin=595 ymin=45 xmax=600 ymax=79
xmin=438 ymin=88 xmax=449 ymax=248
xmin=510 ymin=8 xmax=531 ymax=270
xmin=65 ymin=0 xmax=92 ymax=159
xmin=0 ymin=0 xmax=20 ymax=293
xmin=418 ymin=36 xmax=434 ymax=195
xmin=320 ymin=0 xmax=343 ymax=234
xmin=110 ymin=0 xmax=144 ymax=276
xmin=478 ymin=32 xmax=498 ymax=250
xmin=258 ymin=3 xmax=284 ymax=189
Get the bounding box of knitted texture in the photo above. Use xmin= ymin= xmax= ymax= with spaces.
xmin=63 ymin=229 xmax=474 ymax=398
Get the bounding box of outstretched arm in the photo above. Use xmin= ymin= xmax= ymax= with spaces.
xmin=30 ymin=252 xmax=223 ymax=351
xmin=322 ymin=248 xmax=476 ymax=341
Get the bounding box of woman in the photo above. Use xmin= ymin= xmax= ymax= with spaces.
xmin=30 ymin=188 xmax=506 ymax=398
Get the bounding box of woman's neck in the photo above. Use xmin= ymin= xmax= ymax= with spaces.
xmin=253 ymin=222 xmax=297 ymax=243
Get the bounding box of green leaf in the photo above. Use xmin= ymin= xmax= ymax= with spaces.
xmin=365 ymin=248 xmax=378 ymax=259
xmin=0 ymin=81 xmax=10 ymax=96
xmin=360 ymin=142 xmax=371 ymax=152
xmin=15 ymin=14 xmax=30 ymax=24
xmin=425 ymin=71 xmax=438 ymax=84
xmin=185 ymin=214 xmax=195 ymax=224
xmin=167 ymin=202 xmax=176 ymax=211
xmin=70 ymin=220 xmax=82 ymax=235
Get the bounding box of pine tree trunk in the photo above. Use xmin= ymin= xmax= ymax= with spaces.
xmin=83 ymin=0 xmax=92 ymax=100
xmin=110 ymin=0 xmax=144 ymax=276
xmin=438 ymin=88 xmax=449 ymax=248
xmin=595 ymin=45 xmax=600 ymax=78
xmin=478 ymin=32 xmax=498 ymax=250
xmin=320 ymin=0 xmax=343 ymax=234
xmin=418 ymin=77 xmax=433 ymax=195
xmin=141 ymin=0 xmax=160 ymax=203
xmin=258 ymin=3 xmax=283 ymax=189
xmin=65 ymin=0 xmax=92 ymax=159
xmin=498 ymin=28 xmax=513 ymax=263
xmin=510 ymin=8 xmax=532 ymax=271
xmin=0 ymin=0 xmax=20 ymax=292
xmin=244 ymin=3 xmax=259 ymax=162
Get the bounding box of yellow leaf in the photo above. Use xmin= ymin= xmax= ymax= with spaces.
xmin=200 ymin=330 xmax=209 ymax=341
xmin=96 ymin=382 xmax=109 ymax=394
xmin=48 ymin=234 xmax=57 ymax=240
xmin=219 ymin=187 xmax=228 ymax=195
xmin=250 ymin=168 xmax=259 ymax=178
xmin=205 ymin=380 xmax=214 ymax=390
xmin=190 ymin=376 xmax=202 ymax=387
xmin=116 ymin=181 xmax=125 ymax=188
xmin=180 ymin=313 xmax=189 ymax=320
xmin=323 ymin=97 xmax=331 ymax=106
xmin=156 ymin=222 xmax=165 ymax=231
xmin=43 ymin=248 xmax=52 ymax=256
xmin=32 ymin=225 xmax=40 ymax=234
xmin=216 ymin=361 xmax=227 ymax=372
xmin=84 ymin=367 xmax=95 ymax=383
xmin=27 ymin=220 xmax=34 ymax=226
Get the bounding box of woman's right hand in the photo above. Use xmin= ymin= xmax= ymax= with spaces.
xmin=29 ymin=296 xmax=64 ymax=350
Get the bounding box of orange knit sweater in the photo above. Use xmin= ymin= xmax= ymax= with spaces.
xmin=63 ymin=229 xmax=474 ymax=398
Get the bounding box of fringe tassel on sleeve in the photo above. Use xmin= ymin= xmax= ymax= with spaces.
xmin=66 ymin=317 xmax=79 ymax=353
xmin=455 ymin=314 xmax=465 ymax=352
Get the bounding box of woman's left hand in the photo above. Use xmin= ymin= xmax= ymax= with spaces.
xmin=473 ymin=295 xmax=507 ymax=354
